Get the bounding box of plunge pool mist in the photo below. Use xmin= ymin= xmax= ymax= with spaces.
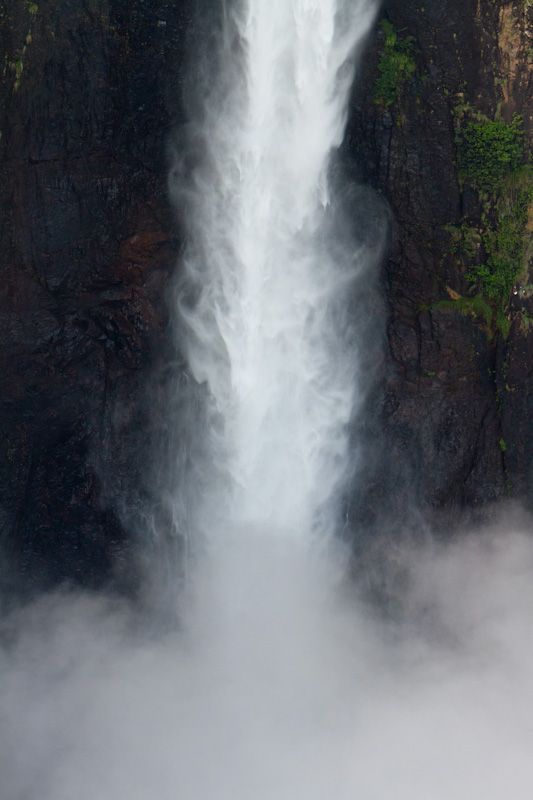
xmin=2 ymin=2 xmax=533 ymax=799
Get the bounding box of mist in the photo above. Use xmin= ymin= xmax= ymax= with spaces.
xmin=2 ymin=518 xmax=533 ymax=799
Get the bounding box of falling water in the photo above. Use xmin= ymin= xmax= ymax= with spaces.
xmin=178 ymin=0 xmax=378 ymax=545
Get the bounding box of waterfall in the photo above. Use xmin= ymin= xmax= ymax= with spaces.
xmin=176 ymin=0 xmax=378 ymax=546
xmin=5 ymin=3 xmax=533 ymax=799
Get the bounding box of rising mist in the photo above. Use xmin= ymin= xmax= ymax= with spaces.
xmin=3 ymin=518 xmax=533 ymax=799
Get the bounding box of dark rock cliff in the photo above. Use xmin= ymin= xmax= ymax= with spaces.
xmin=2 ymin=0 xmax=533 ymax=595
xmin=347 ymin=0 xmax=533 ymax=533
xmin=0 ymin=0 xmax=192 ymax=598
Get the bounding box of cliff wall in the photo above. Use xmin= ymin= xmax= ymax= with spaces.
xmin=347 ymin=0 xmax=533 ymax=531
xmin=0 ymin=0 xmax=191 ymax=596
xmin=2 ymin=0 xmax=532 ymax=593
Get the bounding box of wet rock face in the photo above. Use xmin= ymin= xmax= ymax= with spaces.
xmin=347 ymin=0 xmax=533 ymax=528
xmin=0 ymin=0 xmax=193 ymax=597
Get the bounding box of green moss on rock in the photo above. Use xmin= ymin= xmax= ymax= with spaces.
xmin=374 ymin=20 xmax=416 ymax=108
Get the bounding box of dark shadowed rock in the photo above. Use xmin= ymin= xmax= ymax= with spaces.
xmin=0 ymin=0 xmax=193 ymax=598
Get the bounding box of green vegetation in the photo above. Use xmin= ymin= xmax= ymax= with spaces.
xmin=10 ymin=2 xmax=38 ymax=92
xmin=466 ymin=182 xmax=533 ymax=301
xmin=434 ymin=292 xmax=512 ymax=339
xmin=442 ymin=111 xmax=533 ymax=339
xmin=445 ymin=221 xmax=480 ymax=259
xmin=496 ymin=308 xmax=512 ymax=339
xmin=432 ymin=296 xmax=494 ymax=331
xmin=11 ymin=58 xmax=24 ymax=93
xmin=374 ymin=20 xmax=416 ymax=108
xmin=500 ymin=438 xmax=507 ymax=452
xmin=457 ymin=114 xmax=524 ymax=192
xmin=519 ymin=312 xmax=533 ymax=332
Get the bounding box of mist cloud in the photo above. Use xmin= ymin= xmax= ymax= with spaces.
xmin=2 ymin=518 xmax=533 ymax=800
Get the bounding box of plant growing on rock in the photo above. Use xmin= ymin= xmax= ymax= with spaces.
xmin=457 ymin=114 xmax=524 ymax=192
xmin=466 ymin=181 xmax=533 ymax=303
xmin=444 ymin=112 xmax=533 ymax=338
xmin=374 ymin=20 xmax=416 ymax=108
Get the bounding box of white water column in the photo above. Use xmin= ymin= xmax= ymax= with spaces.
xmin=180 ymin=0 xmax=377 ymax=542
